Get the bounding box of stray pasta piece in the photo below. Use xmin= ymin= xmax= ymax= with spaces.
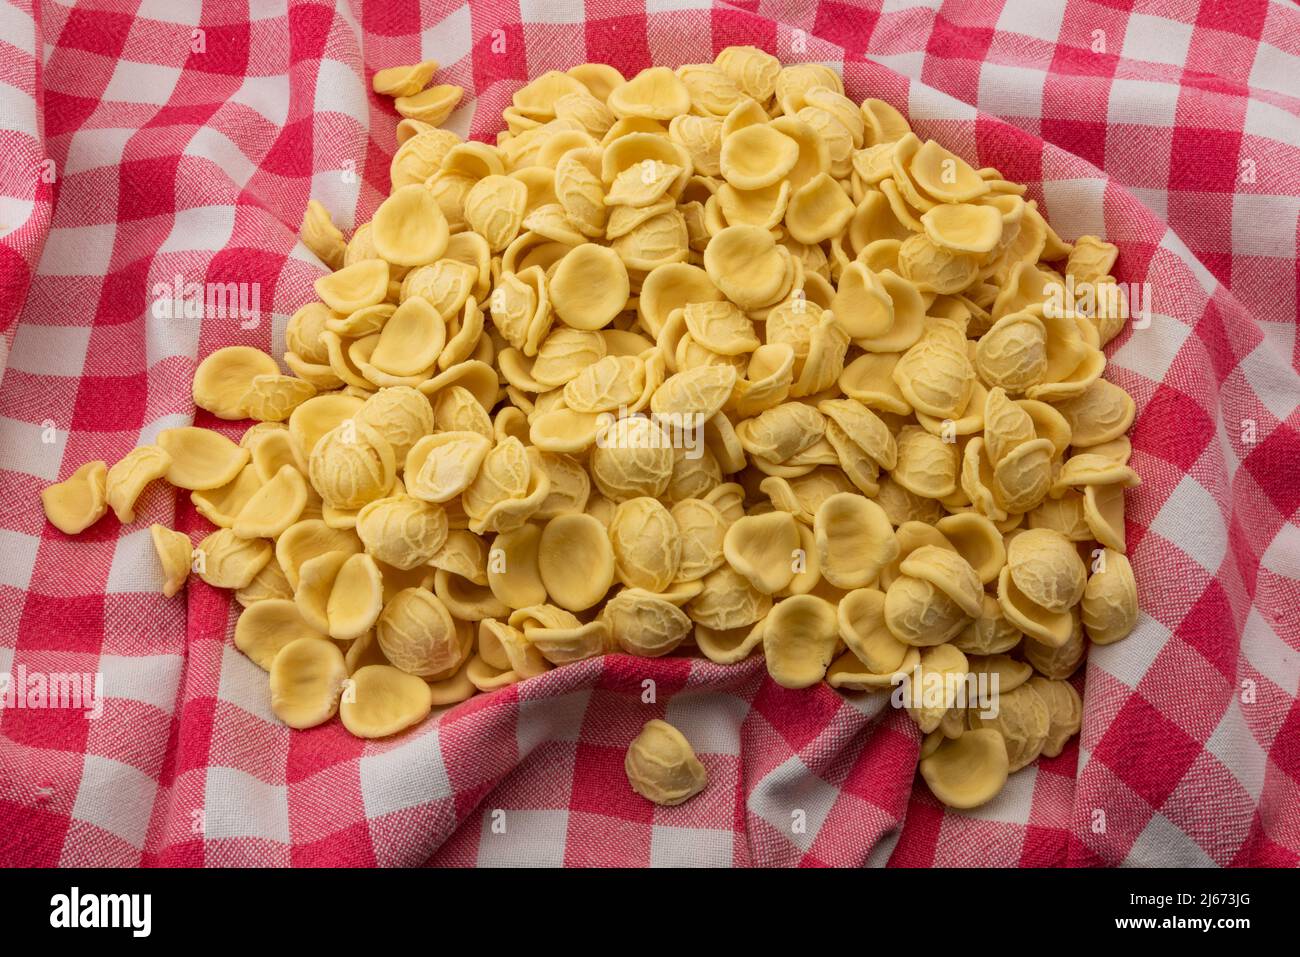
xmin=41 ymin=52 xmax=1142 ymax=813
xmin=372 ymin=60 xmax=439 ymax=98
xmin=41 ymin=461 xmax=108 ymax=534
xmin=149 ymin=524 xmax=192 ymax=598
xmin=625 ymin=719 xmax=708 ymax=806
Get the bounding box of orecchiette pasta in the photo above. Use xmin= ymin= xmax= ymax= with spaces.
xmin=44 ymin=52 xmax=1143 ymax=817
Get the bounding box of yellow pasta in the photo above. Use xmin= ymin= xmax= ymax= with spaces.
xmin=41 ymin=53 xmax=1143 ymax=809
xmin=624 ymin=719 xmax=708 ymax=805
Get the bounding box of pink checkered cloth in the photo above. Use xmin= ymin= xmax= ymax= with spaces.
xmin=1 ymin=0 xmax=1297 ymax=868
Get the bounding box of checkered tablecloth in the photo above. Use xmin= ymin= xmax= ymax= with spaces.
xmin=1 ymin=0 xmax=1298 ymax=867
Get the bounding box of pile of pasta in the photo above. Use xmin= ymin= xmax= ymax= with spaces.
xmin=41 ymin=50 xmax=1142 ymax=809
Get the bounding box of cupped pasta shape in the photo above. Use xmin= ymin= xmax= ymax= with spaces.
xmin=603 ymin=588 xmax=693 ymax=657
xmin=308 ymin=419 xmax=396 ymax=509
xmin=826 ymin=644 xmax=920 ymax=692
xmin=919 ymin=728 xmax=1009 ymax=809
xmin=465 ymin=175 xmax=528 ymax=251
xmin=723 ymin=510 xmax=800 ymax=595
xmin=967 ymin=653 xmax=1033 ymax=693
xmin=158 ymin=427 xmax=250 ymax=491
xmin=1083 ymin=482 xmax=1128 ymax=553
xmin=1081 ymin=548 xmax=1138 ymax=645
xmin=671 ymin=498 xmax=727 ymax=582
xmin=992 ymin=437 xmax=1055 ymax=515
xmin=372 ymin=59 xmax=438 ymax=97
xmin=369 ymin=298 xmax=446 ymax=377
xmin=590 ymin=416 xmax=675 ymax=502
xmin=538 ymin=513 xmax=616 ymax=612
xmin=326 ymin=553 xmax=385 ymax=641
xmin=693 ymin=619 xmax=766 ymax=665
xmin=652 ymin=363 xmax=738 ymax=419
xmin=355 ymin=495 xmax=448 ymax=569
xmin=899 ymin=545 xmax=984 ymax=618
xmin=372 ymin=184 xmax=449 ymax=266
xmin=150 ymin=524 xmax=192 ymax=598
xmin=703 ymin=225 xmax=789 ymax=310
xmin=233 ymin=464 xmax=308 ymax=540
xmin=969 ymin=682 xmax=1051 ymax=772
xmin=1051 ymin=453 xmax=1140 ymax=496
xmin=763 ymin=594 xmax=839 ymax=689
xmin=435 ymin=566 xmax=511 ymax=622
xmin=293 ymin=549 xmax=349 ymax=633
xmin=831 ymin=262 xmax=893 ymax=340
xmin=837 ymin=587 xmax=909 ymax=674
xmin=480 ymin=618 xmax=549 ymax=678
xmin=550 ymin=243 xmax=630 ymax=331
xmin=625 ymin=719 xmax=708 ymax=806
xmin=814 ymin=492 xmax=898 ymax=589
xmin=394 ymin=83 xmax=463 ymax=125
xmin=41 ymin=460 xmax=108 ymax=534
xmin=193 ymin=347 xmax=280 ymax=420
xmin=376 ymin=587 xmax=464 ymax=677
xmin=565 ymin=355 xmax=648 ymax=414
xmin=234 ymin=600 xmax=323 ymax=672
xmin=610 ymin=497 xmax=681 ymax=592
xmin=997 ymin=565 xmax=1073 ymax=647
xmin=405 ymin=431 xmax=492 ymax=503
xmin=1023 ymin=608 xmax=1086 ymax=679
xmin=607 ymin=67 xmax=691 ymax=121
xmin=1052 ymin=378 xmax=1135 ymax=447
xmin=892 ymin=328 xmax=973 ymax=418
xmin=340 ymin=664 xmax=435 ymax=738
xmin=106 ymin=445 xmax=171 ymax=524
xmin=195 ymin=528 xmax=272 ymax=589
xmin=908 ymin=139 xmax=988 ymax=204
xmin=785 ymin=172 xmax=854 ymax=244
xmin=883 ymin=572 xmax=971 ymax=647
xmin=288 ymin=393 xmax=365 ymax=469
xmin=275 ymin=519 xmax=362 ymax=589
xmin=921 ymin=202 xmax=1002 ymax=254
xmin=891 ymin=426 xmax=959 ymax=500
xmin=485 ymin=523 xmax=548 ymax=610
xmin=315 ymin=259 xmax=389 ymax=314
xmin=269 ymin=637 xmax=348 ymax=729
xmin=1006 ymin=528 xmax=1087 ymax=613
xmin=902 ymin=642 xmax=969 ymax=734
xmin=687 ymin=565 xmax=771 ymax=631
xmin=462 ymin=436 xmax=551 ymax=534
xmin=934 ymin=512 xmax=1005 ymax=585
xmin=720 ymin=124 xmax=799 ymax=189
xmin=715 ymin=46 xmax=780 ymax=101
xmin=242 ymin=374 xmax=317 ymax=423
xmin=982 ymin=386 xmax=1036 ymax=464
xmin=1030 ymin=677 xmax=1083 ymax=758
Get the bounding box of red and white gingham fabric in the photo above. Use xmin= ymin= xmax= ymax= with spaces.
xmin=1 ymin=0 xmax=1298 ymax=868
